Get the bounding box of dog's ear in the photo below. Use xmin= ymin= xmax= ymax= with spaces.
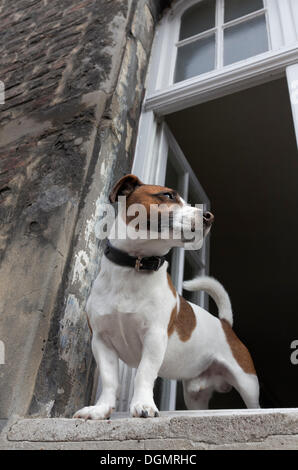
xmin=109 ymin=174 xmax=143 ymax=203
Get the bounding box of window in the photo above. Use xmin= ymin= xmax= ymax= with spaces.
xmin=175 ymin=0 xmax=269 ymax=83
xmin=158 ymin=123 xmax=211 ymax=410
xmin=163 ymin=124 xmax=210 ymax=299
xmin=131 ymin=0 xmax=298 ymax=416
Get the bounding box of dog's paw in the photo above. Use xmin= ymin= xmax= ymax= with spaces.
xmin=73 ymin=404 xmax=114 ymax=420
xmin=130 ymin=401 xmax=159 ymax=418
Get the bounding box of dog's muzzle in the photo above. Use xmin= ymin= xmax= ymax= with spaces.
xmin=203 ymin=211 xmax=214 ymax=227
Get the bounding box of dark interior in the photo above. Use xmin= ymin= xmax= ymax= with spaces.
xmin=166 ymin=77 xmax=298 ymax=408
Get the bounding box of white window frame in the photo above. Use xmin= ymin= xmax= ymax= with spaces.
xmin=115 ymin=0 xmax=298 ymax=415
xmin=152 ymin=122 xmax=212 ymax=411
xmin=174 ymin=0 xmax=271 ymax=83
xmin=132 ymin=1 xmax=298 ymax=181
xmin=118 ymin=122 xmax=211 ymax=413
xmin=162 ymin=122 xmax=210 ymax=303
xmin=287 ymin=63 xmax=298 ymax=144
xmin=133 ymin=0 xmax=298 ymax=348
xmin=140 ymin=0 xmax=298 ymax=116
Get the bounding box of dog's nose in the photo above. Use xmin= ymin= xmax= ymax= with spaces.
xmin=203 ymin=211 xmax=214 ymax=227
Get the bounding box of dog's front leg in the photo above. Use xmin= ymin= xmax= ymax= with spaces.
xmin=130 ymin=328 xmax=168 ymax=418
xmin=73 ymin=334 xmax=119 ymax=420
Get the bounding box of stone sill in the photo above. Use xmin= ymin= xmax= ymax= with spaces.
xmin=1 ymin=409 xmax=298 ymax=450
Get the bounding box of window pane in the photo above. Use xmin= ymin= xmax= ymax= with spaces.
xmin=182 ymin=254 xmax=201 ymax=304
xmin=188 ymin=185 xmax=204 ymax=206
xmin=180 ymin=0 xmax=216 ymax=40
xmin=165 ymin=150 xmax=179 ymax=191
xmin=225 ymin=0 xmax=264 ymax=23
xmin=175 ymin=35 xmax=215 ymax=83
xmin=224 ymin=15 xmax=268 ymax=66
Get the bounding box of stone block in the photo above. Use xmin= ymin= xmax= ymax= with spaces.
xmin=6 ymin=410 xmax=298 ymax=450
xmin=131 ymin=1 xmax=154 ymax=55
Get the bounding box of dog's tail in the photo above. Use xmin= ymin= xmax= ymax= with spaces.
xmin=183 ymin=276 xmax=233 ymax=327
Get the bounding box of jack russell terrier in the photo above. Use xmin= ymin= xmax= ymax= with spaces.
xmin=74 ymin=174 xmax=260 ymax=419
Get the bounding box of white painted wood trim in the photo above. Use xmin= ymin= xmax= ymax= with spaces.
xmin=276 ymin=0 xmax=297 ymax=45
xmin=160 ymin=378 xmax=177 ymax=411
xmin=289 ymin=0 xmax=298 ymax=41
xmin=176 ymin=27 xmax=217 ymax=48
xmin=154 ymin=123 xmax=170 ymax=185
xmin=222 ymin=7 xmax=266 ymax=30
xmin=132 ymin=111 xmax=157 ymax=182
xmin=145 ymin=45 xmax=298 ymax=116
xmin=286 ymin=63 xmax=298 ymax=147
xmin=265 ymin=0 xmax=283 ymax=50
xmin=150 ymin=0 xmax=296 ymax=93
xmin=216 ymin=0 xmax=224 ymax=69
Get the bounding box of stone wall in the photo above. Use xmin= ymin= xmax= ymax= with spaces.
xmin=0 ymin=0 xmax=169 ymax=421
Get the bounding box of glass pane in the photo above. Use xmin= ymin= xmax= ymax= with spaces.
xmin=224 ymin=15 xmax=268 ymax=66
xmin=224 ymin=0 xmax=264 ymax=23
xmin=165 ymin=154 xmax=180 ymax=285
xmin=188 ymin=184 xmax=204 ymax=206
xmin=180 ymin=0 xmax=216 ymax=40
xmin=165 ymin=151 xmax=179 ymax=191
xmin=175 ymin=35 xmax=215 ymax=83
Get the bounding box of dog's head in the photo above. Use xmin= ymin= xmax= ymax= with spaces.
xmin=109 ymin=174 xmax=214 ymax=250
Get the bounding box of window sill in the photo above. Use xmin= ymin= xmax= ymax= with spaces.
xmin=2 ymin=409 xmax=298 ymax=450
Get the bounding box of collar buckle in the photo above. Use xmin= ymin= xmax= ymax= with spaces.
xmin=135 ymin=257 xmax=143 ymax=271
xmin=153 ymin=257 xmax=162 ymax=271
xmin=135 ymin=256 xmax=162 ymax=271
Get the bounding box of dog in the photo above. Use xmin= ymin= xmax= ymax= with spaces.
xmin=74 ymin=174 xmax=260 ymax=419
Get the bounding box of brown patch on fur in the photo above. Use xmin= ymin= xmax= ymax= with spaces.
xmin=177 ymin=296 xmax=197 ymax=341
xmin=221 ymin=319 xmax=256 ymax=375
xmin=167 ymin=273 xmax=178 ymax=337
xmin=127 ymin=184 xmax=182 ymax=207
xmin=110 ymin=175 xmax=184 ymax=229
xmin=109 ymin=174 xmax=143 ymax=203
xmin=125 ymin=184 xmax=183 ymax=225
xmin=168 ymin=295 xmax=197 ymax=342
xmin=168 ymin=303 xmax=177 ymax=337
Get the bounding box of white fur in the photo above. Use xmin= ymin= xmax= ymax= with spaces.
xmin=73 ymin=191 xmax=259 ymax=420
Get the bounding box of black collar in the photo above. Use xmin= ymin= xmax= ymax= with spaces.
xmin=104 ymin=240 xmax=166 ymax=272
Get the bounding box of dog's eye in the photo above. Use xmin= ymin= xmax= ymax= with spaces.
xmin=163 ymin=192 xmax=174 ymax=200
